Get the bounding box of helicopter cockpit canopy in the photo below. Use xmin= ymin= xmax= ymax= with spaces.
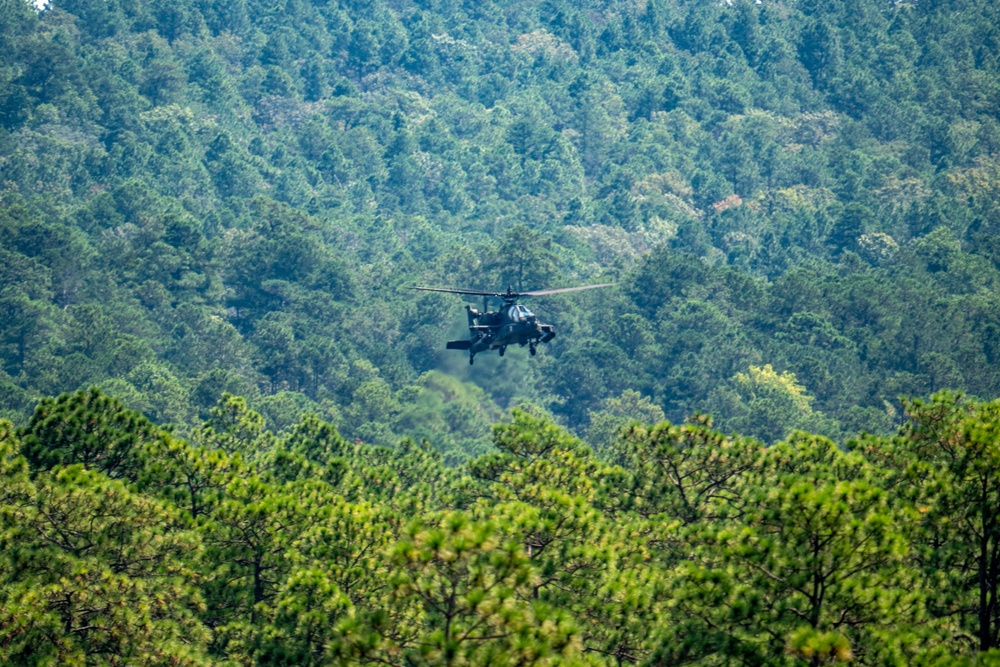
xmin=508 ymin=304 xmax=535 ymax=321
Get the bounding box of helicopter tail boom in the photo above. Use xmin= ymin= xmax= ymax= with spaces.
xmin=446 ymin=340 xmax=472 ymax=350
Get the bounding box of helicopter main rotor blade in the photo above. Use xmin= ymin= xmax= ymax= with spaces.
xmin=520 ymin=283 xmax=616 ymax=297
xmin=410 ymin=286 xmax=501 ymax=297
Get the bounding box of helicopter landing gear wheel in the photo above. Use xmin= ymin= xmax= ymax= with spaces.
xmin=469 ymin=355 xmax=474 ymax=365
xmin=498 ymin=346 xmax=505 ymax=357
xmin=529 ymin=343 xmax=537 ymax=357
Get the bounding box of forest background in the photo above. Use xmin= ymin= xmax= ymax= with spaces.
xmin=4 ymin=0 xmax=1000 ymax=664
xmin=3 ymin=0 xmax=1000 ymax=455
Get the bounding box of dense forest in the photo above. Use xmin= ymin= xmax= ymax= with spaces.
xmin=3 ymin=388 xmax=1000 ymax=665
xmin=3 ymin=0 xmax=1000 ymax=661
xmin=3 ymin=0 xmax=1000 ymax=449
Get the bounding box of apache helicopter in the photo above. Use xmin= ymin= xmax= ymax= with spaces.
xmin=411 ymin=284 xmax=615 ymax=364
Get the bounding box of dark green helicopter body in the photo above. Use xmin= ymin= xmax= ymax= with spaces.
xmin=411 ymin=284 xmax=614 ymax=364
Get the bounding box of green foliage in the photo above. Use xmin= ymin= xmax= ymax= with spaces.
xmin=21 ymin=387 xmax=158 ymax=478
xmin=661 ymin=435 xmax=932 ymax=665
xmin=621 ymin=414 xmax=761 ymax=525
xmin=0 ymin=464 xmax=210 ymax=665
xmin=3 ymin=389 xmax=1000 ymax=663
xmin=0 ymin=0 xmax=999 ymax=448
xmin=706 ymin=363 xmax=833 ymax=443
xmin=193 ymin=393 xmax=275 ymax=459
xmin=890 ymin=392 xmax=1000 ymax=652
xmin=586 ymin=389 xmax=666 ymax=462
xmin=349 ymin=511 xmax=580 ymax=667
xmin=4 ymin=0 xmax=1000 ymax=661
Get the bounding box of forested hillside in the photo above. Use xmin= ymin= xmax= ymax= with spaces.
xmin=3 ymin=0 xmax=1000 ymax=450
xmin=5 ymin=0 xmax=1000 ymax=663
xmin=3 ymin=388 xmax=1000 ymax=665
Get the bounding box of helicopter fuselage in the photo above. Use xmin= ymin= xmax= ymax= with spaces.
xmin=447 ymin=302 xmax=555 ymax=363
xmin=413 ymin=283 xmax=614 ymax=365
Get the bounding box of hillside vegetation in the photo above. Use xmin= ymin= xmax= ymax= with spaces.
xmin=5 ymin=0 xmax=1000 ymax=663
xmin=2 ymin=0 xmax=1000 ymax=452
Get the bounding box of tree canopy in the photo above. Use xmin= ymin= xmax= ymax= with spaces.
xmin=3 ymin=0 xmax=1000 ymax=661
xmin=1 ymin=389 xmax=1000 ymax=664
xmin=1 ymin=0 xmax=1000 ymax=448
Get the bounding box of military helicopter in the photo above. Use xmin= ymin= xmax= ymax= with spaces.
xmin=411 ymin=283 xmax=615 ymax=364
